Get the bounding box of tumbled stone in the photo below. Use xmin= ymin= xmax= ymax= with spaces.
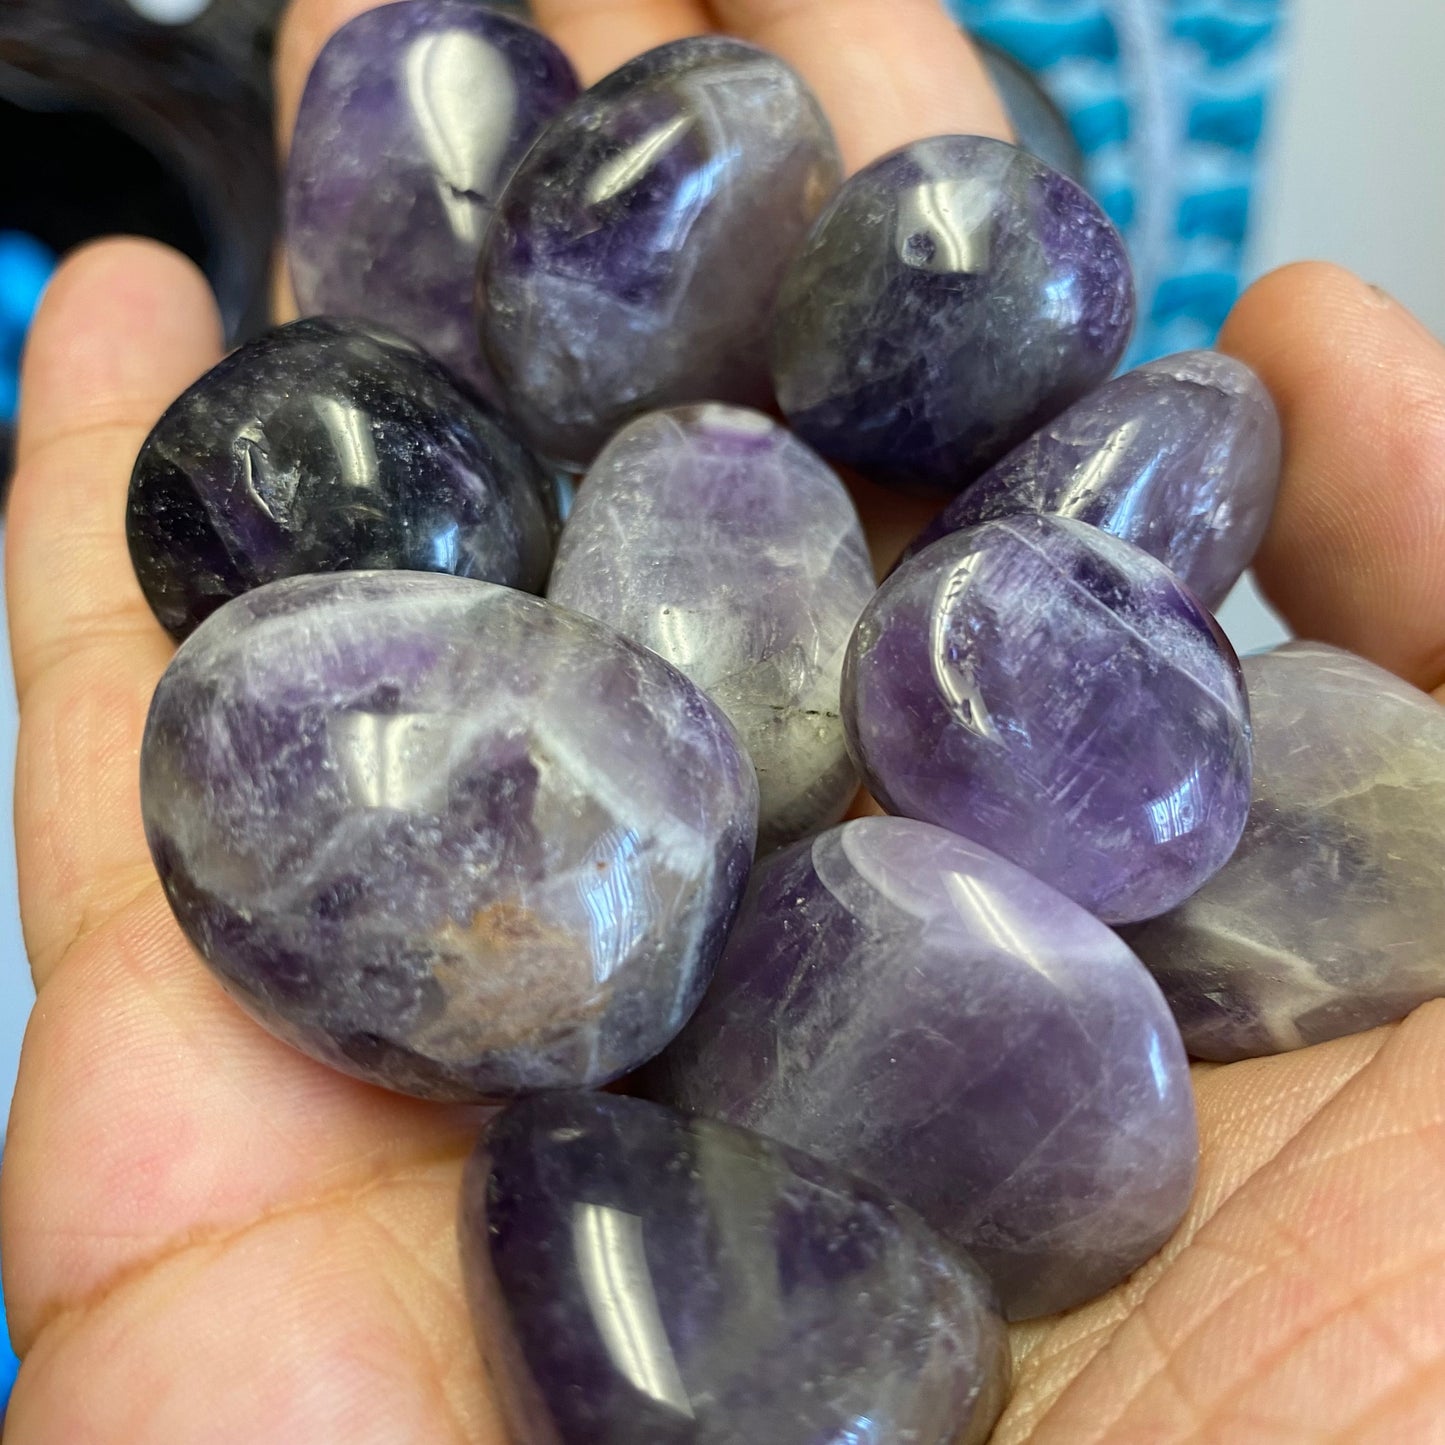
xmin=286 ymin=0 xmax=578 ymax=400
xmin=462 ymin=1091 xmax=1009 ymax=1443
xmin=1127 ymin=643 xmax=1445 ymax=1060
xmin=843 ymin=514 xmax=1252 ymax=924
xmin=644 ymin=818 xmax=1197 ymax=1319
xmin=548 ymin=405 xmax=875 ymax=851
xmin=772 ymin=135 xmax=1135 ymax=495
xmin=906 ymin=351 xmax=1282 ymax=608
xmin=774 ymin=135 xmax=1132 ymax=497
xmin=478 ymin=37 xmax=840 ymax=467
xmin=127 ymin=318 xmax=555 ymax=641
xmin=140 ymin=572 xmax=758 ymax=1101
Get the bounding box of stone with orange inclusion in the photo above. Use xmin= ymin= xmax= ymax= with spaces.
xmin=139 ymin=571 xmax=758 ymax=1100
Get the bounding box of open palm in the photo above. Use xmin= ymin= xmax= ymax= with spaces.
xmin=5 ymin=2 xmax=1445 ymax=1439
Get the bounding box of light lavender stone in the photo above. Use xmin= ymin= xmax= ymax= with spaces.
xmin=548 ymin=405 xmax=875 ymax=851
xmin=644 ymin=817 xmax=1198 ymax=1320
xmin=140 ymin=572 xmax=758 ymax=1101
xmin=287 ymin=0 xmax=579 ymax=401
xmin=1126 ymin=643 xmax=1445 ymax=1061
xmin=906 ymin=351 xmax=1283 ymax=609
xmin=478 ymin=37 xmax=841 ymax=467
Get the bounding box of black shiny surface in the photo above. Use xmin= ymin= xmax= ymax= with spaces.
xmin=127 ymin=317 xmax=556 ymax=639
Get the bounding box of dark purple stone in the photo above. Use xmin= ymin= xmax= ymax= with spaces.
xmin=772 ymin=135 xmax=1136 ymax=496
xmin=843 ymin=514 xmax=1252 ymax=924
xmin=126 ymin=317 xmax=555 ymax=641
xmin=461 ymin=1092 xmax=1009 ymax=1443
xmin=140 ymin=572 xmax=758 ymax=1101
xmin=643 ymin=818 xmax=1198 ymax=1320
xmin=286 ymin=0 xmax=579 ymax=401
xmin=905 ymin=351 xmax=1283 ymax=608
xmin=477 ymin=37 xmax=841 ymax=467
xmin=1126 ymin=643 xmax=1445 ymax=1061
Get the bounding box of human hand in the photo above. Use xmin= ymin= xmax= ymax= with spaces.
xmin=5 ymin=2 xmax=1445 ymax=1439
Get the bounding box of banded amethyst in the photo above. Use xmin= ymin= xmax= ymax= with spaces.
xmin=478 ymin=36 xmax=841 ymax=467
xmin=906 ymin=350 xmax=1283 ymax=608
xmin=644 ymin=818 xmax=1198 ymax=1319
xmin=286 ymin=0 xmax=579 ymax=400
xmin=548 ymin=405 xmax=875 ymax=851
xmin=1128 ymin=643 xmax=1445 ymax=1060
xmin=126 ymin=318 xmax=555 ymax=640
xmin=843 ymin=515 xmax=1252 ymax=924
xmin=772 ymin=135 xmax=1135 ymax=495
xmin=140 ymin=572 xmax=758 ymax=1101
xmin=462 ymin=1092 xmax=1009 ymax=1443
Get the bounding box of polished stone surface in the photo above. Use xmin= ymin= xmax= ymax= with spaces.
xmin=287 ymin=0 xmax=578 ymax=401
xmin=772 ymin=135 xmax=1135 ymax=496
xmin=548 ymin=405 xmax=875 ymax=852
xmin=127 ymin=318 xmax=555 ymax=640
xmin=907 ymin=351 xmax=1282 ymax=608
xmin=1127 ymin=643 xmax=1445 ymax=1060
xmin=478 ymin=37 xmax=840 ymax=467
xmin=141 ymin=572 xmax=758 ymax=1101
xmin=462 ymin=1092 xmax=1009 ymax=1443
xmin=645 ymin=818 xmax=1197 ymax=1320
xmin=844 ymin=515 xmax=1252 ymax=924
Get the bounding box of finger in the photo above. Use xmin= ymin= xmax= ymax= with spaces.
xmin=707 ymin=0 xmax=1011 ymax=171
xmin=531 ymin=0 xmax=712 ymax=83
xmin=1219 ymin=262 xmax=1445 ymax=693
xmin=7 ymin=239 xmax=222 ymax=982
xmin=3 ymin=884 xmax=480 ymax=1353
xmin=9 ymin=239 xmax=221 ymax=704
xmin=1013 ymin=1002 xmax=1445 ymax=1442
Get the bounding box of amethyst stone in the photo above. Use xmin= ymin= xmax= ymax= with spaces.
xmin=644 ymin=818 xmax=1198 ymax=1320
xmin=548 ymin=405 xmax=875 ymax=851
xmin=1127 ymin=644 xmax=1445 ymax=1061
xmin=478 ymin=37 xmax=841 ymax=467
xmin=906 ymin=351 xmax=1283 ymax=608
xmin=126 ymin=317 xmax=555 ymax=641
xmin=772 ymin=135 xmax=1135 ymax=495
xmin=843 ymin=515 xmax=1252 ymax=924
xmin=140 ymin=572 xmax=758 ymax=1101
xmin=462 ymin=1092 xmax=1009 ymax=1443
xmin=286 ymin=0 xmax=578 ymax=400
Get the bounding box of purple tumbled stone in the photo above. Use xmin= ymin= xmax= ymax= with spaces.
xmin=772 ymin=135 xmax=1135 ymax=496
xmin=478 ymin=37 xmax=841 ymax=467
xmin=548 ymin=405 xmax=876 ymax=851
xmin=140 ymin=572 xmax=758 ymax=1102
xmin=843 ymin=514 xmax=1252 ymax=924
xmin=1126 ymin=643 xmax=1445 ymax=1061
xmin=462 ymin=1092 xmax=1010 ymax=1444
xmin=905 ymin=351 xmax=1283 ymax=608
xmin=643 ymin=817 xmax=1198 ymax=1320
xmin=286 ymin=0 xmax=579 ymax=400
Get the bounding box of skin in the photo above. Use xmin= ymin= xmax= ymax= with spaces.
xmin=4 ymin=1 xmax=1445 ymax=1439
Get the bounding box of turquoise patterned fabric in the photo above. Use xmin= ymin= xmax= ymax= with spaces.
xmin=951 ymin=0 xmax=1285 ymax=362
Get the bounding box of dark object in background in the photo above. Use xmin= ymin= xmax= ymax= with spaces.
xmin=0 ymin=0 xmax=284 ymax=488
